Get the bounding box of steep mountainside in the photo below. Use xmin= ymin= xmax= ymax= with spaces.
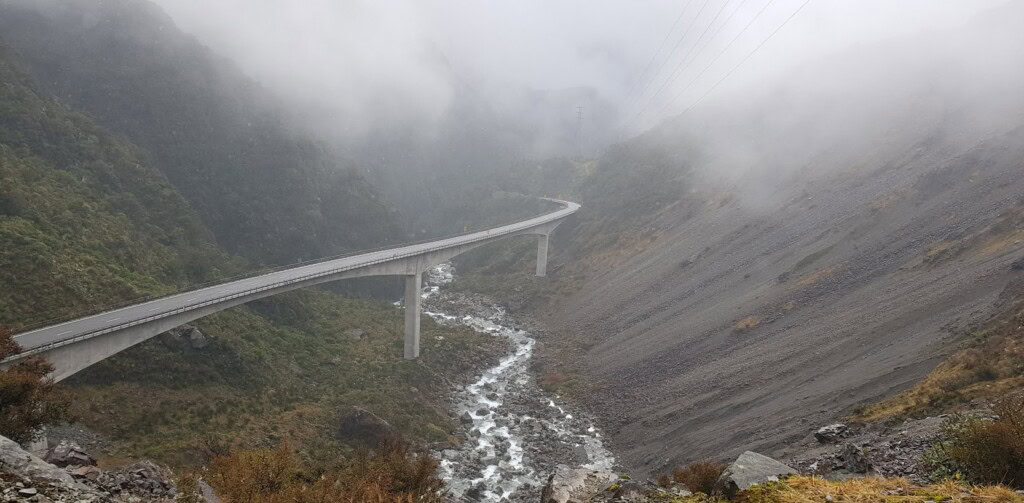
xmin=0 ymin=44 xmax=238 ymax=330
xmin=535 ymin=4 xmax=1024 ymax=475
xmin=0 ymin=0 xmax=400 ymax=265
xmin=0 ymin=33 xmax=498 ymax=466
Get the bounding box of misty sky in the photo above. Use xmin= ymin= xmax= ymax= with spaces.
xmin=153 ymin=0 xmax=1006 ymax=135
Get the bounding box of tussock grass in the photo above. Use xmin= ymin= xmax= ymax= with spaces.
xmin=735 ymin=475 xmax=1023 ymax=502
xmin=854 ymin=292 xmax=1024 ymax=422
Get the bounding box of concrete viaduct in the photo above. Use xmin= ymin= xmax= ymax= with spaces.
xmin=4 ymin=199 xmax=579 ymax=382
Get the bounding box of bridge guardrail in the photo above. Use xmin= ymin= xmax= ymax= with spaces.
xmin=6 ymin=198 xmax=577 ymax=361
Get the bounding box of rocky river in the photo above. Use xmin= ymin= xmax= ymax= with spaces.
xmin=418 ymin=264 xmax=615 ymax=502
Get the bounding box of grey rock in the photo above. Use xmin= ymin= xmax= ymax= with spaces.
xmin=717 ymin=451 xmax=797 ymax=497
xmin=159 ymin=324 xmax=210 ymax=350
xmin=0 ymin=434 xmax=81 ymax=488
xmin=460 ymin=412 xmax=474 ymax=425
xmin=815 ymin=423 xmax=849 ymax=443
xmin=44 ymin=441 xmax=96 ymax=468
xmin=540 ymin=464 xmax=618 ymax=503
xmin=839 ymin=443 xmax=872 ymax=474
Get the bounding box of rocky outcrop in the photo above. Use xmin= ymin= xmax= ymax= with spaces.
xmin=717 ymin=451 xmax=796 ymax=497
xmin=0 ymin=435 xmax=80 ymax=487
xmin=44 ymin=440 xmax=96 ymax=467
xmin=335 ymin=406 xmax=396 ymax=449
xmin=540 ymin=465 xmax=618 ymax=503
xmin=814 ymin=423 xmax=849 ymax=444
xmin=159 ymin=324 xmax=210 ymax=350
xmin=839 ymin=443 xmax=871 ymax=474
xmin=0 ymin=434 xmax=190 ymax=502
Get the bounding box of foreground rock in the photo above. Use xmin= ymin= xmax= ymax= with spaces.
xmin=717 ymin=451 xmax=797 ymax=497
xmin=44 ymin=440 xmax=97 ymax=467
xmin=0 ymin=434 xmax=191 ymax=502
xmin=0 ymin=435 xmax=81 ymax=488
xmin=540 ymin=465 xmax=618 ymax=503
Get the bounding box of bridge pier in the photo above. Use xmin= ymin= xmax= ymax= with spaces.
xmin=403 ymin=273 xmax=422 ymax=360
xmin=536 ymin=233 xmax=549 ymax=277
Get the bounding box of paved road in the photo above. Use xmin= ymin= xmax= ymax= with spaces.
xmin=13 ymin=199 xmax=578 ymax=356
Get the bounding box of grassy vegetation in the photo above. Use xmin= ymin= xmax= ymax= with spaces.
xmin=922 ymin=396 xmax=1024 ymax=488
xmin=639 ymin=475 xmax=1023 ymax=502
xmin=854 ymin=278 xmax=1024 ymax=422
xmin=0 ymin=45 xmax=243 ymax=330
xmin=0 ymin=45 xmax=504 ymax=467
xmin=64 ymin=288 xmax=504 ymax=466
xmin=182 ymin=439 xmax=443 ymax=503
xmin=0 ymin=0 xmax=401 ymax=266
xmin=731 ymin=476 xmax=1022 ymax=503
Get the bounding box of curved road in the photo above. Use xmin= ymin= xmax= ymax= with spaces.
xmin=11 ymin=199 xmax=579 ymax=364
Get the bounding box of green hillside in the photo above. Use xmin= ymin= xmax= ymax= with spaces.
xmin=0 ymin=0 xmax=400 ymax=266
xmin=0 ymin=43 xmax=500 ymax=465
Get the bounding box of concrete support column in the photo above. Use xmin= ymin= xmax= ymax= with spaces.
xmin=536 ymin=233 xmax=549 ymax=277
xmin=403 ymin=273 xmax=422 ymax=360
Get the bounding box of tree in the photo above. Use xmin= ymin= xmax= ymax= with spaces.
xmin=0 ymin=326 xmax=71 ymax=444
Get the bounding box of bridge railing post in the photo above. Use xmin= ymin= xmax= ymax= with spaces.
xmin=404 ymin=273 xmax=422 ymax=359
xmin=536 ymin=233 xmax=549 ymax=277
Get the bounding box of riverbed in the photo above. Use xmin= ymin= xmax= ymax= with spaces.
xmin=419 ymin=264 xmax=615 ymax=502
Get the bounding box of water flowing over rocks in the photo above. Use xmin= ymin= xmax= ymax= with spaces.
xmin=420 ymin=264 xmax=615 ymax=502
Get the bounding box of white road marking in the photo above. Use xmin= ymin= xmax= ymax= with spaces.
xmin=107 ymin=317 xmax=120 ymax=322
xmin=57 ymin=330 xmax=72 ymax=336
xmin=148 ymin=307 xmax=161 ymax=312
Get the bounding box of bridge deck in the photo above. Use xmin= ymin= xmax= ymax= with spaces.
xmin=13 ymin=199 xmax=578 ymax=357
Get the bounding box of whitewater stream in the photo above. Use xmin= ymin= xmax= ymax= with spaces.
xmin=417 ymin=264 xmax=615 ymax=502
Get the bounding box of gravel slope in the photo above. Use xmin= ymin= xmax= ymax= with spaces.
xmin=546 ymin=131 xmax=1024 ymax=475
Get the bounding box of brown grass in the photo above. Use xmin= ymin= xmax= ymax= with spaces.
xmin=796 ymin=264 xmax=843 ymax=288
xmin=735 ymin=475 xmax=1023 ymax=503
xmin=207 ymin=439 xmax=444 ymax=503
xmin=735 ymin=316 xmax=763 ymax=332
xmin=672 ymin=461 xmax=727 ymax=495
xmin=943 ymin=396 xmax=1024 ymax=488
xmin=855 ymin=290 xmax=1024 ymax=422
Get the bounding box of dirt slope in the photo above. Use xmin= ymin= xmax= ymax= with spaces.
xmin=548 ymin=131 xmax=1024 ymax=474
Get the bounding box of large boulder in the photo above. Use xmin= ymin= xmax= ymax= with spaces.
xmin=0 ymin=434 xmax=80 ymax=487
xmin=716 ymin=451 xmax=796 ymax=497
xmin=336 ymin=407 xmax=396 ymax=449
xmin=159 ymin=324 xmax=210 ymax=350
xmin=839 ymin=443 xmax=872 ymax=474
xmin=540 ymin=464 xmax=618 ymax=503
xmin=814 ymin=423 xmax=849 ymax=444
xmin=44 ymin=440 xmax=96 ymax=468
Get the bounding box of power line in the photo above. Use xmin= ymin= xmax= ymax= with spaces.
xmin=625 ymin=0 xmax=711 ymax=119
xmin=657 ymin=0 xmax=777 ymax=119
xmin=631 ymin=0 xmax=735 ymax=125
xmin=668 ymin=0 xmax=814 ymax=121
xmin=621 ymin=0 xmax=694 ymax=109
xmin=631 ymin=0 xmax=775 ymax=131
xmin=657 ymin=0 xmax=753 ymax=109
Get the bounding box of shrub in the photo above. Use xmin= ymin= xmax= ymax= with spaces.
xmin=672 ymin=461 xmax=727 ymax=495
xmin=933 ymin=395 xmax=1024 ymax=488
xmin=0 ymin=327 xmax=72 ymax=443
xmin=208 ymin=438 xmax=444 ymax=503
